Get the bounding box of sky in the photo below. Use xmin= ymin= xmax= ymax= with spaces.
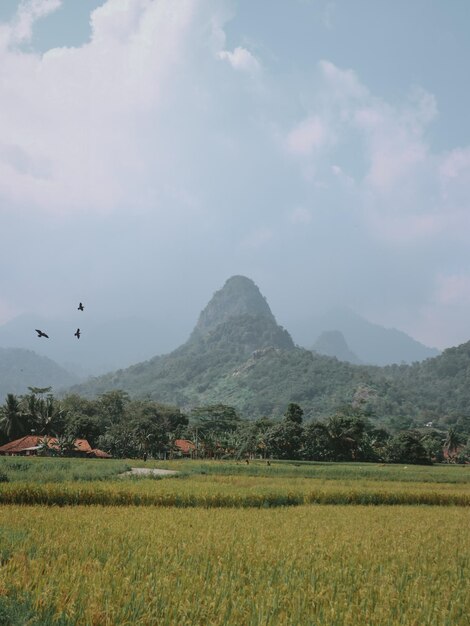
xmin=1 ymin=0 xmax=470 ymax=353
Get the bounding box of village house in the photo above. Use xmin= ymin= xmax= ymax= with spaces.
xmin=0 ymin=435 xmax=112 ymax=458
xmin=173 ymin=439 xmax=196 ymax=458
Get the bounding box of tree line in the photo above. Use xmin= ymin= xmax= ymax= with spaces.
xmin=0 ymin=388 xmax=469 ymax=464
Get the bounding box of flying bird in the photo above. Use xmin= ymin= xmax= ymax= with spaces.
xmin=74 ymin=328 xmax=81 ymax=339
xmin=78 ymin=302 xmax=84 ymax=311
xmin=35 ymin=329 xmax=49 ymax=338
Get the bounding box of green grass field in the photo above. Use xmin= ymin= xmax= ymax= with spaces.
xmin=1 ymin=457 xmax=468 ymax=484
xmin=0 ymin=457 xmax=130 ymax=483
xmin=0 ymin=458 xmax=468 ymax=507
xmin=0 ymin=458 xmax=468 ymax=624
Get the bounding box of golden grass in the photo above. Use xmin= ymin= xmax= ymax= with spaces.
xmin=0 ymin=473 xmax=468 ymax=507
xmin=0 ymin=505 xmax=468 ymax=625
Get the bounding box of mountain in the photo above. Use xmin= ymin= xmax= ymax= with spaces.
xmin=191 ymin=275 xmax=277 ymax=338
xmin=67 ymin=276 xmax=469 ymax=429
xmin=379 ymin=341 xmax=470 ymax=423
xmin=290 ymin=308 xmax=439 ymax=365
xmin=69 ymin=276 xmax=295 ymax=404
xmin=0 ymin=348 xmax=78 ymax=402
xmin=312 ymin=330 xmax=361 ymax=364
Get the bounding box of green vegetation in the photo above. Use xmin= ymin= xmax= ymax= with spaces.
xmin=0 ymin=457 xmax=129 ymax=483
xmin=70 ymin=312 xmax=470 ymax=432
xmin=0 ymin=458 xmax=467 ymax=507
xmin=2 ymin=278 xmax=470 ymax=466
xmin=1 ymin=389 xmax=469 ymax=465
xmin=4 ymin=276 xmax=470 ymax=439
xmin=0 ymin=505 xmax=468 ymax=624
xmin=0 ymin=458 xmax=467 ymax=623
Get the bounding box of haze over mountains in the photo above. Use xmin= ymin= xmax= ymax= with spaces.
xmin=0 ymin=347 xmax=77 ymax=402
xmin=0 ymin=275 xmax=440 ymax=383
xmin=0 ymin=314 xmax=170 ymax=377
xmin=312 ymin=331 xmax=361 ymax=365
xmin=291 ymin=308 xmax=439 ymax=365
xmin=66 ymin=276 xmax=470 ymax=429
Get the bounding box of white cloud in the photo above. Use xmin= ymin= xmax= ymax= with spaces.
xmin=289 ymin=207 xmax=312 ymax=224
xmin=286 ymin=115 xmax=330 ymax=157
xmin=439 ymin=146 xmax=470 ymax=210
xmin=2 ymin=0 xmax=62 ymax=46
xmin=318 ymin=59 xmax=368 ymax=100
xmin=331 ymin=164 xmax=354 ymax=186
xmin=217 ymin=46 xmax=261 ymax=73
xmin=354 ymin=88 xmax=437 ymax=195
xmin=283 ymin=60 xmax=470 ymax=245
xmin=0 ymin=0 xmax=203 ymax=215
xmin=0 ymin=3 xmax=468 ymax=351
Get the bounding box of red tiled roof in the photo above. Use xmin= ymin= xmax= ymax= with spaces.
xmin=88 ymin=449 xmax=112 ymax=458
xmin=74 ymin=439 xmax=92 ymax=452
xmin=174 ymin=439 xmax=196 ymax=453
xmin=0 ymin=435 xmax=39 ymax=452
xmin=0 ymin=436 xmax=92 ymax=453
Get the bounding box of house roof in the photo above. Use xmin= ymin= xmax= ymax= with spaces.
xmin=0 ymin=435 xmax=92 ymax=454
xmin=174 ymin=439 xmax=196 ymax=453
xmin=87 ymin=448 xmax=112 ymax=459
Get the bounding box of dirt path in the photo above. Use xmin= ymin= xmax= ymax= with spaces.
xmin=123 ymin=468 xmax=179 ymax=477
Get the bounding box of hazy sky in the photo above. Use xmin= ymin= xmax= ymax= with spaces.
xmin=1 ymin=0 xmax=469 ymax=351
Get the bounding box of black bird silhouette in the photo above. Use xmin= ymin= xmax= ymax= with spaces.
xmin=74 ymin=328 xmax=81 ymax=339
xmin=35 ymin=329 xmax=49 ymax=338
xmin=78 ymin=302 xmax=84 ymax=311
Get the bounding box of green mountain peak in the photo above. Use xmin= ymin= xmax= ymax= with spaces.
xmin=191 ymin=275 xmax=276 ymax=339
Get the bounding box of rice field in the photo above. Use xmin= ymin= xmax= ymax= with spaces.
xmin=0 ymin=505 xmax=468 ymax=625
xmin=0 ymin=459 xmax=468 ymax=507
xmin=1 ymin=457 xmax=468 ymax=485
xmin=0 ymin=459 xmax=468 ymax=624
xmin=0 ymin=473 xmax=469 ymax=507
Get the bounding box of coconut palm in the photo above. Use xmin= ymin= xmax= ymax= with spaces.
xmin=56 ymin=434 xmax=77 ymax=456
xmin=0 ymin=394 xmax=28 ymax=440
xmin=37 ymin=436 xmax=54 ymax=456
xmin=23 ymin=390 xmax=64 ymax=436
xmin=444 ymin=427 xmax=462 ymax=462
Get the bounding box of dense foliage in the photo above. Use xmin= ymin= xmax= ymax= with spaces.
xmin=1 ymin=389 xmax=468 ymax=465
xmin=66 ymin=303 xmax=470 ymax=433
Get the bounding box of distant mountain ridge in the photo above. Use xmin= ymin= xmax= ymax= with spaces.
xmin=290 ymin=308 xmax=439 ymax=365
xmin=3 ymin=274 xmax=464 ymax=429
xmin=0 ymin=347 xmax=77 ymax=402
xmin=69 ymin=276 xmax=468 ymax=429
xmin=70 ymin=276 xmax=294 ymax=403
xmin=0 ymin=284 xmax=440 ymax=375
xmin=313 ymin=330 xmax=361 ymax=364
xmin=0 ymin=314 xmax=168 ymax=376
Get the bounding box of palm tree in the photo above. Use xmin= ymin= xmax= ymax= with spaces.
xmin=444 ymin=428 xmax=461 ymax=462
xmin=37 ymin=436 xmax=54 ymax=456
xmin=23 ymin=391 xmax=64 ymax=436
xmin=56 ymin=434 xmax=77 ymax=456
xmin=0 ymin=394 xmax=27 ymax=440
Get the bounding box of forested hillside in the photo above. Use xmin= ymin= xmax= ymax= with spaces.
xmin=70 ymin=276 xmax=470 ymax=430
